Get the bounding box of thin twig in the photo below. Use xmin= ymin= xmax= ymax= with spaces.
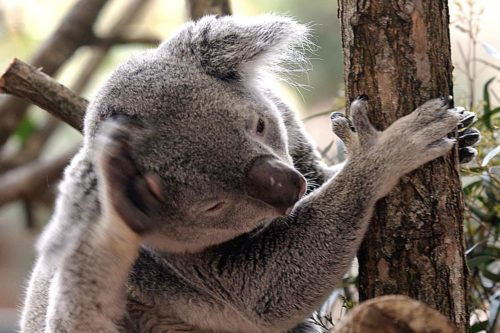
xmin=475 ymin=58 xmax=500 ymax=72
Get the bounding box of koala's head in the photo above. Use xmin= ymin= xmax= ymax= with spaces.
xmin=84 ymin=15 xmax=310 ymax=253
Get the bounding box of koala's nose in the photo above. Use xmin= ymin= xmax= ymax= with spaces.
xmin=246 ymin=156 xmax=307 ymax=215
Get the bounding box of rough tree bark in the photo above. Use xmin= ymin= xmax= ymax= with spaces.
xmin=338 ymin=1 xmax=469 ymax=332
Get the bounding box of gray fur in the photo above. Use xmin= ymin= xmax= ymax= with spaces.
xmin=21 ymin=15 xmax=463 ymax=333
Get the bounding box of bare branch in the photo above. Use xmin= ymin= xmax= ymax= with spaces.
xmin=89 ymin=35 xmax=161 ymax=47
xmin=0 ymin=148 xmax=78 ymax=206
xmin=0 ymin=0 xmax=155 ymax=140
xmin=0 ymin=117 xmax=61 ymax=173
xmin=475 ymin=58 xmax=500 ymax=71
xmin=0 ymin=0 xmax=109 ymax=147
xmin=0 ymin=0 xmax=156 ymax=211
xmin=71 ymin=0 xmax=155 ymax=109
xmin=0 ymin=59 xmax=88 ymax=132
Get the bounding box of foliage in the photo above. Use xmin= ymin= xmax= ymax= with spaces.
xmin=454 ymin=2 xmax=500 ymax=332
xmin=461 ymin=85 xmax=499 ymax=332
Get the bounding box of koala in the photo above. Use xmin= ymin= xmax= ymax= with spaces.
xmin=20 ymin=15 xmax=479 ymax=333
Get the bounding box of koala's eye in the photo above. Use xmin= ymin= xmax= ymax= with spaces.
xmin=256 ymin=118 xmax=265 ymax=136
xmin=201 ymin=201 xmax=227 ymax=216
xmin=206 ymin=202 xmax=225 ymax=212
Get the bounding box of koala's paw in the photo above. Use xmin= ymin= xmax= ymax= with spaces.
xmin=94 ymin=115 xmax=165 ymax=234
xmin=450 ymin=106 xmax=481 ymax=164
xmin=330 ymin=95 xmax=377 ymax=156
xmin=330 ymin=112 xmax=357 ymax=154
xmin=381 ymin=96 xmax=461 ymax=174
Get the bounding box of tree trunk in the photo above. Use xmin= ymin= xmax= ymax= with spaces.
xmin=338 ymin=1 xmax=469 ymax=332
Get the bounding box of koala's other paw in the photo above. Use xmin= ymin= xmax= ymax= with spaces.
xmin=95 ymin=115 xmax=165 ymax=234
xmin=330 ymin=112 xmax=357 ymax=154
xmin=450 ymin=106 xmax=481 ymax=164
xmin=330 ymin=95 xmax=377 ymax=155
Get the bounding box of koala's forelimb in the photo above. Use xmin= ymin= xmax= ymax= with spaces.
xmin=21 ymin=257 xmax=54 ymax=331
xmin=42 ymin=125 xmax=144 ymax=332
xmin=163 ymin=97 xmax=460 ymax=331
xmin=45 ymin=214 xmax=139 ymax=332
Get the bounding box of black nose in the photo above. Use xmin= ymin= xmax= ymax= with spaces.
xmin=246 ymin=156 xmax=306 ymax=215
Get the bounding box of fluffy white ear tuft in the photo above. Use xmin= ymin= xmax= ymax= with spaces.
xmin=187 ymin=15 xmax=312 ymax=80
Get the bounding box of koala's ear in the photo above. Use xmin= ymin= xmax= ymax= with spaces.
xmin=186 ymin=15 xmax=310 ymax=79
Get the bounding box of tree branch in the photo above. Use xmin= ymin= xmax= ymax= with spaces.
xmin=0 ymin=117 xmax=61 ymax=173
xmin=89 ymin=35 xmax=161 ymax=47
xmin=0 ymin=59 xmax=88 ymax=132
xmin=69 ymin=0 xmax=155 ymax=96
xmin=0 ymin=0 xmax=109 ymax=147
xmin=0 ymin=148 xmax=78 ymax=206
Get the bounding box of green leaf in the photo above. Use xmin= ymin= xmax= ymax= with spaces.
xmin=482 ymin=145 xmax=500 ymax=167
xmin=482 ymin=246 xmax=500 ymax=258
xmin=14 ymin=117 xmax=37 ymax=144
xmin=470 ymin=320 xmax=488 ymax=333
xmin=463 ymin=179 xmax=483 ymax=195
xmin=469 ymin=205 xmax=487 ymax=220
xmin=468 ymin=255 xmax=497 ymax=268
xmin=482 ymin=77 xmax=496 ymax=131
xmin=482 ymin=269 xmax=500 ymax=283
xmin=468 ymin=245 xmax=500 ymax=258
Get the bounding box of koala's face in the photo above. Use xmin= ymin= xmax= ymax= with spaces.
xmin=85 ymin=15 xmax=308 ymax=252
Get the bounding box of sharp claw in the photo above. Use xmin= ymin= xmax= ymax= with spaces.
xmin=458 ymin=128 xmax=481 ymax=147
xmin=450 ymin=106 xmax=466 ymax=114
xmin=356 ymin=94 xmax=369 ymax=101
xmin=458 ymin=112 xmax=478 ymax=129
xmin=347 ymin=119 xmax=356 ymax=132
xmin=330 ymin=112 xmax=345 ymax=120
xmin=459 ymin=147 xmax=477 ymax=164
xmin=330 ymin=112 xmax=356 ymax=132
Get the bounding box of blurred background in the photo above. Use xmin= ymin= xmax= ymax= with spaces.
xmin=0 ymin=0 xmax=498 ymax=331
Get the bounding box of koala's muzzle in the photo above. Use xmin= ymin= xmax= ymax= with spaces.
xmin=246 ymin=156 xmax=306 ymax=215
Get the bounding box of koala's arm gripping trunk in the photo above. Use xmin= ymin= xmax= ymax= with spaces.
xmin=185 ymin=97 xmax=460 ymax=331
xmin=191 ymin=162 xmax=377 ymax=330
